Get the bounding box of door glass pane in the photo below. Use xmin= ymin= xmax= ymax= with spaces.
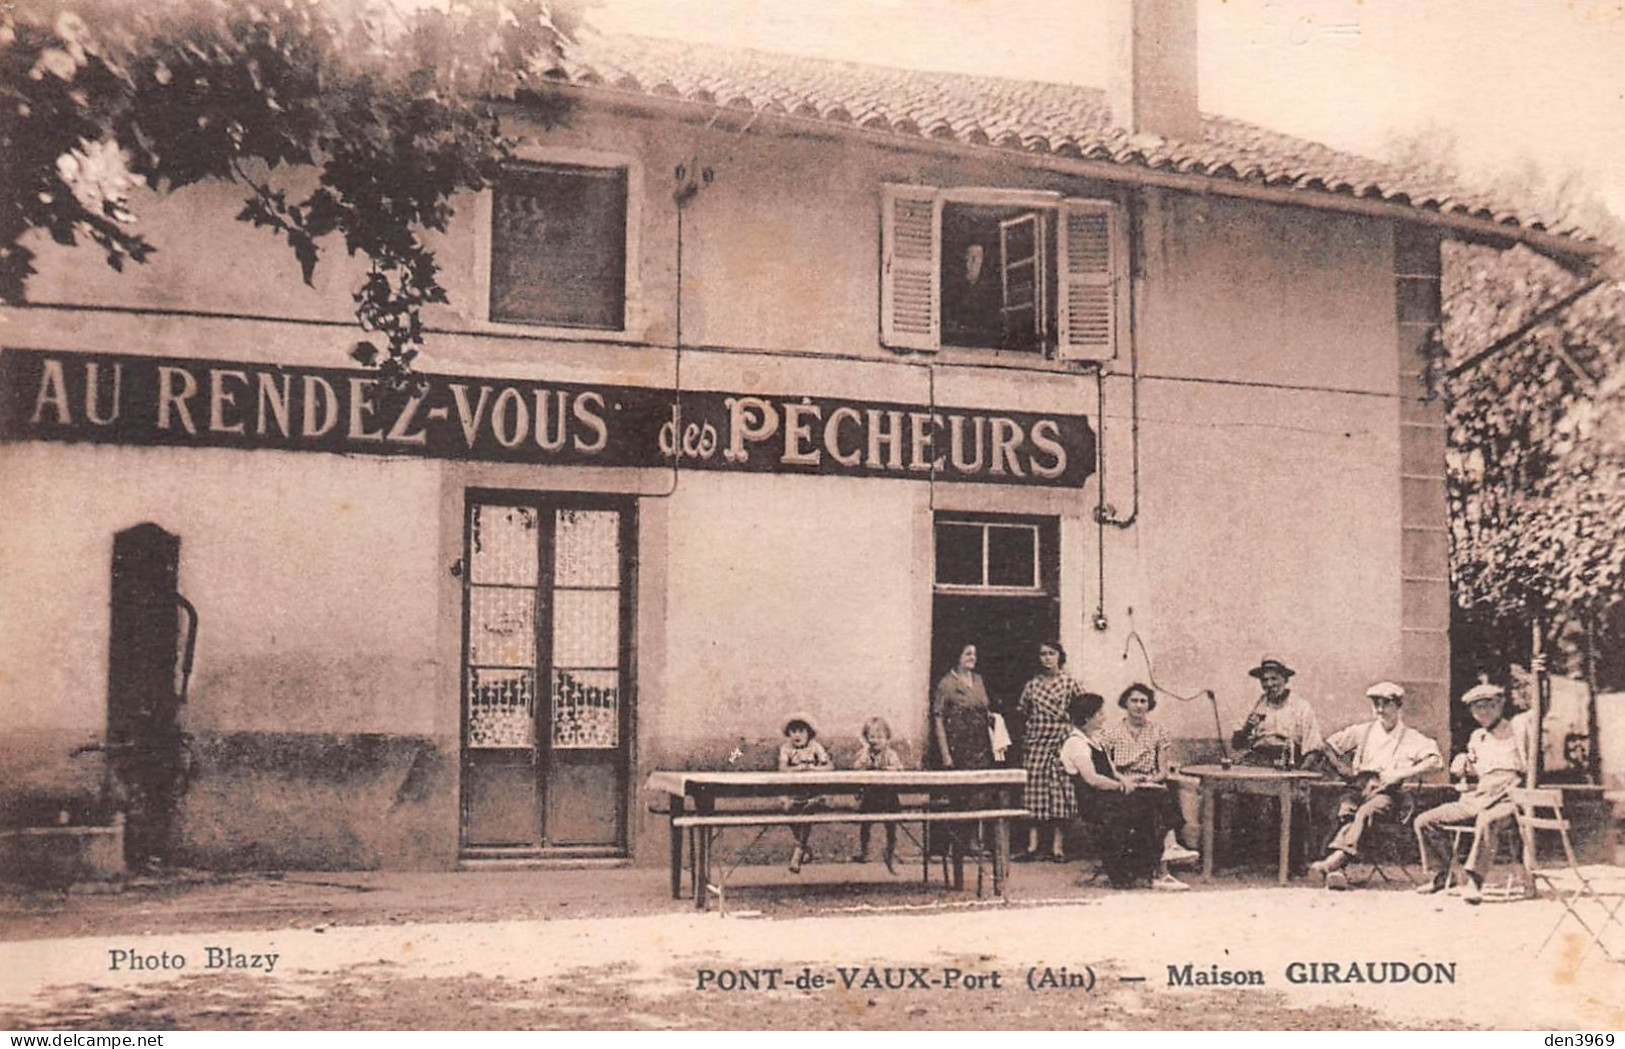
xmin=467 ymin=667 xmax=536 ymax=748
xmin=935 ymin=523 xmax=983 ymax=586
xmin=552 ymin=668 xmax=620 ymax=749
xmin=469 ymin=504 xmax=540 ymax=586
xmin=553 ymin=590 xmax=621 ymax=667
xmin=555 ymin=509 xmax=620 ymax=587
xmin=988 ymin=526 xmax=1037 ymax=588
xmin=468 ymin=587 xmax=536 ymax=667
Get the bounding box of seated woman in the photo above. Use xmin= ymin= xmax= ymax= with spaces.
xmin=1059 ymin=692 xmax=1185 ymax=890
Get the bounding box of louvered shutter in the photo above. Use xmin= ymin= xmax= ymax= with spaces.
xmin=880 ymin=185 xmax=941 ymax=352
xmin=1057 ymin=199 xmax=1123 ymax=360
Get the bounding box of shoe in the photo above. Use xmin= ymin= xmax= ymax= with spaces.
xmin=1325 ymin=871 xmax=1349 ymax=891
xmin=849 ymin=852 xmax=871 ymax=864
xmin=789 ymin=846 xmax=804 ymax=874
xmin=882 ymin=851 xmax=899 ymax=876
xmin=1415 ymin=876 xmax=1447 ymax=895
xmin=1153 ymin=873 xmax=1190 ymax=892
xmin=1048 ymin=853 xmax=1069 ymax=863
xmin=1462 ymin=878 xmax=1483 ymax=905
xmin=1162 ymin=844 xmax=1200 ymax=866
xmin=1012 ymin=850 xmax=1038 ymax=863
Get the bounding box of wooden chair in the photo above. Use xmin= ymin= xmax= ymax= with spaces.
xmin=1510 ymin=787 xmax=1625 ymax=962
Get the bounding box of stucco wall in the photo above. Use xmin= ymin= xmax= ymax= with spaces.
xmin=0 ymin=103 xmax=1430 ymax=870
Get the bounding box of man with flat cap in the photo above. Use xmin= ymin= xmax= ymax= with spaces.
xmin=1232 ymin=657 xmax=1325 ymax=768
xmin=1309 ymin=681 xmax=1443 ymax=889
xmin=1412 ymin=682 xmax=1534 ymax=902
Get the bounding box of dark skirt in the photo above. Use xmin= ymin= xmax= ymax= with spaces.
xmin=1076 ymin=780 xmax=1164 ymax=887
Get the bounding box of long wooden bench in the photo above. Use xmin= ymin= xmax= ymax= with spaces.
xmin=647 ymin=769 xmax=1028 ymax=911
xmin=674 ymin=807 xmax=1027 ymax=909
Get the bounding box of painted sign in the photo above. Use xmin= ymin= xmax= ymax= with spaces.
xmin=0 ymin=348 xmax=1096 ymax=487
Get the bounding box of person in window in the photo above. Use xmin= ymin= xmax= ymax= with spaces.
xmin=1060 ymin=691 xmax=1177 ymax=889
xmin=1014 ymin=640 xmax=1083 ymax=862
xmin=942 ymin=238 xmax=1002 ymax=348
xmin=1413 ymin=683 xmax=1533 ymax=903
xmin=1100 ymin=683 xmax=1200 ymax=870
xmin=1309 ymin=681 xmax=1442 ymax=890
xmin=1231 ymin=657 xmax=1325 ymax=767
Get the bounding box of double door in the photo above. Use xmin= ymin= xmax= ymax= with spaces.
xmin=460 ymin=494 xmax=635 ymax=854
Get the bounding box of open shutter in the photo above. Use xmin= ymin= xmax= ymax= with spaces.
xmin=881 ymin=185 xmax=941 ymax=352
xmin=998 ymin=211 xmax=1046 ymax=352
xmin=1057 ymin=199 xmax=1123 ymax=361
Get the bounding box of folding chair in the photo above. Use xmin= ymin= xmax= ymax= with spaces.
xmin=1510 ymin=788 xmax=1625 ymax=963
xmin=1337 ymin=793 xmax=1419 ymax=887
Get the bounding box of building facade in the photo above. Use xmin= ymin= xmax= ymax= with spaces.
xmin=0 ymin=26 xmax=1598 ymax=872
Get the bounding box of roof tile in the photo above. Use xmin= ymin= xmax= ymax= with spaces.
xmin=554 ymin=33 xmax=1582 ymax=240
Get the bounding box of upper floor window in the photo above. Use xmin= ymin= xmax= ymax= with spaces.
xmin=881 ymin=185 xmax=1124 ymax=360
xmin=490 ymin=163 xmax=628 ymax=331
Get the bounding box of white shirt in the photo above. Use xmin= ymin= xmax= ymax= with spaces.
xmin=1325 ymin=717 xmax=1441 ymax=776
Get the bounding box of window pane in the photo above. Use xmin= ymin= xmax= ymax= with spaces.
xmin=491 ymin=165 xmax=627 ymax=329
xmin=554 ymin=509 xmax=620 ymax=588
xmin=468 ymin=586 xmax=536 ymax=667
xmin=987 ymin=526 xmax=1037 ymax=588
xmin=935 ymin=523 xmax=984 ymax=586
xmin=552 ymin=668 xmax=620 ymax=749
xmin=467 ymin=668 xmax=535 ymax=749
xmin=469 ymin=504 xmax=539 ymax=587
xmin=552 ymin=589 xmax=621 ymax=667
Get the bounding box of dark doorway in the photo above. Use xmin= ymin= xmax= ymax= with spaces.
xmin=929 ymin=514 xmax=1061 ymax=754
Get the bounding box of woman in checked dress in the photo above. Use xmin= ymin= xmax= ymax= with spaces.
xmin=1014 ymin=640 xmax=1084 ymax=862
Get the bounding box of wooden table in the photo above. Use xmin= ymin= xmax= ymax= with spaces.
xmin=646 ymin=769 xmax=1026 ymax=909
xmin=1181 ymin=764 xmax=1323 ymax=885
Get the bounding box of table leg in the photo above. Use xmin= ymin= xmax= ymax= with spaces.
xmin=693 ymin=795 xmax=714 ymax=911
xmin=1201 ymin=787 xmax=1216 ymax=881
xmin=992 ymin=818 xmax=1009 ymax=897
xmin=1277 ymin=788 xmax=1292 ymax=886
xmin=669 ymin=794 xmax=685 ymax=900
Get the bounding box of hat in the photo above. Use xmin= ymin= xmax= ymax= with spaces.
xmin=782 ymin=711 xmax=819 ymax=738
xmin=1460 ymin=683 xmax=1506 ymax=706
xmin=1365 ymin=681 xmax=1405 ymax=703
xmin=1248 ymin=657 xmax=1296 ymax=680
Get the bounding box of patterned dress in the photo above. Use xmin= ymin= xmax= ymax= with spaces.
xmin=931 ymin=670 xmax=993 ymax=770
xmin=1018 ymin=671 xmax=1084 ymax=820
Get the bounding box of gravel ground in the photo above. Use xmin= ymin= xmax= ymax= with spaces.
xmin=2 ymin=861 xmax=1622 ymax=1030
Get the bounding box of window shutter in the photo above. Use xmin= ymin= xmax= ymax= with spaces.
xmin=1057 ymin=199 xmax=1123 ymax=361
xmin=881 ymin=185 xmax=941 ymax=352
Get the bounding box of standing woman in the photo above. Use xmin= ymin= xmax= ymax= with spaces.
xmin=931 ymin=642 xmax=993 ymax=771
xmin=1015 ymin=640 xmax=1084 ymax=862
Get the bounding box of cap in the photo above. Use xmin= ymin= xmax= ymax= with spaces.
xmin=1365 ymin=681 xmax=1405 ymax=703
xmin=1459 ymin=683 xmax=1507 ymax=706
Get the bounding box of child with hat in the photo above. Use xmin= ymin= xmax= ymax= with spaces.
xmin=779 ymin=712 xmax=833 ymax=873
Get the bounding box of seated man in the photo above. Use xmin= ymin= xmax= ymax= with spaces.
xmin=1309 ymin=681 xmax=1442 ymax=889
xmin=1412 ymin=682 xmax=1534 ymax=903
xmin=1232 ymin=657 xmax=1325 ymax=768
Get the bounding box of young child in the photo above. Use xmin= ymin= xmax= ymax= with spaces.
xmin=850 ymin=716 xmax=905 ymax=875
xmin=779 ymin=712 xmax=833 ymax=873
